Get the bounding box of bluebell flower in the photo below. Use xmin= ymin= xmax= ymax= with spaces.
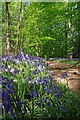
xmin=8 ymin=83 xmax=14 ymax=93
xmin=33 ymin=69 xmax=39 ymax=75
xmin=3 ymin=66 xmax=7 ymax=71
xmin=24 ymin=104 xmax=27 ymax=113
xmin=0 ymin=90 xmax=2 ymax=99
xmin=47 ymin=102 xmax=50 ymax=107
xmin=3 ymin=102 xmax=9 ymax=114
xmin=25 ymin=54 xmax=29 ymax=59
xmin=13 ymin=59 xmax=20 ymax=64
xmin=26 ymin=75 xmax=30 ymax=81
xmin=55 ymin=89 xmax=61 ymax=99
xmin=7 ymin=68 xmax=11 ymax=73
xmin=37 ymin=77 xmax=43 ymax=83
xmin=32 ymin=90 xmax=37 ymax=97
xmin=30 ymin=90 xmax=37 ymax=98
xmin=61 ymin=72 xmax=68 ymax=79
xmin=20 ymin=49 xmax=25 ymax=60
xmin=8 ymin=55 xmax=14 ymax=61
xmin=43 ymin=80 xmax=49 ymax=85
xmin=41 ymin=98 xmax=46 ymax=102
xmin=38 ymin=64 xmax=43 ymax=71
xmin=52 ymin=87 xmax=55 ymax=91
xmin=10 ymin=107 xmax=14 ymax=118
xmin=0 ymin=65 xmax=2 ymax=72
xmin=13 ymin=69 xmax=19 ymax=75
xmin=46 ymin=88 xmax=52 ymax=94
xmin=0 ymin=74 xmax=2 ymax=84
xmin=16 ymin=97 xmax=22 ymax=113
xmin=1 ymin=55 xmax=8 ymax=62
xmin=3 ymin=91 xmax=10 ymax=102
xmin=61 ymin=104 xmax=66 ymax=112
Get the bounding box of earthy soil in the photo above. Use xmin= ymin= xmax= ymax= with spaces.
xmin=46 ymin=61 xmax=80 ymax=91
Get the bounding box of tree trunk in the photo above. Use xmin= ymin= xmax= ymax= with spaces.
xmin=5 ymin=2 xmax=10 ymax=54
xmin=16 ymin=2 xmax=22 ymax=54
xmin=77 ymin=2 xmax=80 ymax=58
xmin=68 ymin=15 xmax=74 ymax=58
xmin=64 ymin=20 xmax=67 ymax=58
xmin=35 ymin=21 xmax=40 ymax=57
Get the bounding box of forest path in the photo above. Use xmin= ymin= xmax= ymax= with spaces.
xmin=46 ymin=61 xmax=80 ymax=91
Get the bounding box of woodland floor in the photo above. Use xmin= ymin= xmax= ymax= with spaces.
xmin=46 ymin=61 xmax=80 ymax=92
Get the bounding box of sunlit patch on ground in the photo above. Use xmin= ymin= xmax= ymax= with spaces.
xmin=46 ymin=60 xmax=80 ymax=91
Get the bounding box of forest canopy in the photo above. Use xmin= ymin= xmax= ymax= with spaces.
xmin=2 ymin=1 xmax=80 ymax=58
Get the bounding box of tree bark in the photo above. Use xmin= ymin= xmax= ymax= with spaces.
xmin=77 ymin=2 xmax=80 ymax=58
xmin=35 ymin=21 xmax=40 ymax=57
xmin=5 ymin=2 xmax=10 ymax=54
xmin=64 ymin=20 xmax=67 ymax=58
xmin=68 ymin=15 xmax=74 ymax=58
xmin=16 ymin=2 xmax=22 ymax=54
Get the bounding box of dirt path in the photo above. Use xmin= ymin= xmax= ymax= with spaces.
xmin=46 ymin=61 xmax=80 ymax=91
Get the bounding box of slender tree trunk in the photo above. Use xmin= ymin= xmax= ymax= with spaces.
xmin=16 ymin=2 xmax=22 ymax=54
xmin=77 ymin=2 xmax=80 ymax=58
xmin=35 ymin=21 xmax=40 ymax=57
xmin=5 ymin=2 xmax=10 ymax=54
xmin=68 ymin=15 xmax=74 ymax=58
xmin=64 ymin=20 xmax=67 ymax=58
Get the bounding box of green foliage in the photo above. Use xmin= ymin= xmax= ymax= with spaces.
xmin=2 ymin=2 xmax=80 ymax=57
xmin=1 ymin=53 xmax=80 ymax=119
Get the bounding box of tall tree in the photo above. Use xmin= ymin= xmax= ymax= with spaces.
xmin=16 ymin=2 xmax=23 ymax=54
xmin=77 ymin=1 xmax=80 ymax=58
xmin=5 ymin=1 xmax=10 ymax=54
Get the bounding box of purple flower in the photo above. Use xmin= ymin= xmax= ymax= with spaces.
xmin=55 ymin=89 xmax=61 ymax=99
xmin=52 ymin=87 xmax=55 ymax=91
xmin=32 ymin=90 xmax=37 ymax=97
xmin=46 ymin=88 xmax=52 ymax=94
xmin=38 ymin=64 xmax=43 ymax=71
xmin=25 ymin=54 xmax=29 ymax=59
xmin=37 ymin=77 xmax=43 ymax=83
xmin=61 ymin=72 xmax=68 ymax=79
xmin=13 ymin=59 xmax=20 ymax=64
xmin=1 ymin=55 xmax=8 ymax=62
xmin=10 ymin=107 xmax=14 ymax=118
xmin=0 ymin=90 xmax=2 ymax=99
xmin=16 ymin=97 xmax=22 ymax=113
xmin=24 ymin=104 xmax=27 ymax=113
xmin=20 ymin=49 xmax=25 ymax=60
xmin=61 ymin=104 xmax=66 ymax=112
xmin=3 ymin=102 xmax=9 ymax=114
xmin=7 ymin=68 xmax=11 ymax=73
xmin=30 ymin=90 xmax=37 ymax=98
xmin=0 ymin=74 xmax=2 ymax=84
xmin=3 ymin=91 xmax=10 ymax=102
xmin=43 ymin=80 xmax=49 ymax=85
xmin=41 ymin=98 xmax=46 ymax=102
xmin=8 ymin=55 xmax=14 ymax=61
xmin=13 ymin=69 xmax=19 ymax=75
xmin=8 ymin=83 xmax=14 ymax=93
xmin=0 ymin=65 xmax=2 ymax=72
xmin=26 ymin=75 xmax=30 ymax=81
xmin=11 ymin=68 xmax=19 ymax=75
xmin=33 ymin=69 xmax=39 ymax=75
